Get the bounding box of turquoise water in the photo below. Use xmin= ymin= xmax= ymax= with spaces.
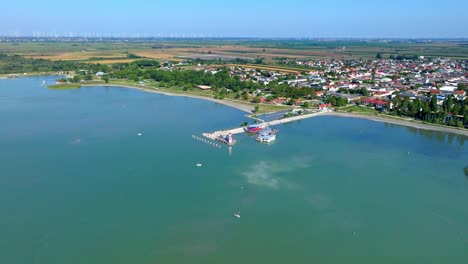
xmin=1 ymin=76 xmax=468 ymax=264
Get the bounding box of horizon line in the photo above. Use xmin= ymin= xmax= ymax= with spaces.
xmin=1 ymin=36 xmax=468 ymax=41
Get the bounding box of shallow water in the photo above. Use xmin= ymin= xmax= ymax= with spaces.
xmin=1 ymin=76 xmax=467 ymax=264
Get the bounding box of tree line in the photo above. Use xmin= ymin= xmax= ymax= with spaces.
xmin=388 ymin=94 xmax=468 ymax=128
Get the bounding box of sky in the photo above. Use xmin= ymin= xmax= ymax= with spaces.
xmin=1 ymin=0 xmax=467 ymax=38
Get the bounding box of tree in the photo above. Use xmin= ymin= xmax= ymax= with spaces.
xmin=430 ymin=94 xmax=438 ymax=112
xmin=464 ymin=110 xmax=468 ymax=126
xmin=458 ymin=83 xmax=467 ymax=91
xmin=376 ymin=53 xmax=382 ymax=59
xmin=102 ymin=75 xmax=110 ymax=83
xmin=360 ymin=87 xmax=369 ymax=96
xmin=254 ymin=105 xmax=260 ymax=113
xmin=71 ymin=75 xmax=82 ymax=83
xmin=302 ymin=101 xmax=310 ymax=108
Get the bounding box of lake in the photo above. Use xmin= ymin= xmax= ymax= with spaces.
xmin=1 ymin=76 xmax=467 ymax=264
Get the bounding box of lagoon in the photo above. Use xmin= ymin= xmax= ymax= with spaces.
xmin=1 ymin=76 xmax=468 ymax=264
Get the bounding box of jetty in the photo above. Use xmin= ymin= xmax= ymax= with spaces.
xmin=203 ymin=111 xmax=327 ymax=142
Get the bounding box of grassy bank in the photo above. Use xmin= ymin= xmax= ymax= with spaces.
xmin=87 ymin=79 xmax=291 ymax=114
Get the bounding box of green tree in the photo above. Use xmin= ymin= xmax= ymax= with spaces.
xmin=430 ymin=95 xmax=438 ymax=112
xmin=360 ymin=87 xmax=369 ymax=96
xmin=254 ymin=105 xmax=260 ymax=113
xmin=102 ymin=75 xmax=110 ymax=83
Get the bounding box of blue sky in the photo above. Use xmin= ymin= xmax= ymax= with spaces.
xmin=2 ymin=0 xmax=467 ymax=38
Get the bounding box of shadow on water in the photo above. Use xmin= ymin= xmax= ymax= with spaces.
xmin=383 ymin=123 xmax=467 ymax=147
xmin=464 ymin=167 xmax=468 ymax=178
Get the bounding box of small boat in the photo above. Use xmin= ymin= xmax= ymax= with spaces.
xmin=256 ymin=134 xmax=276 ymax=143
xmin=137 ymin=133 xmax=143 ymax=136
xmin=233 ymin=213 xmax=241 ymax=218
xmin=258 ymin=127 xmax=278 ymax=137
xmin=196 ymin=163 xmax=202 ymax=167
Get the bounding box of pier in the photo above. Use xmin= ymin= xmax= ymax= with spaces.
xmin=202 ymin=111 xmax=327 ymax=142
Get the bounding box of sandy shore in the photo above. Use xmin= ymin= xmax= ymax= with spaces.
xmin=326 ymin=112 xmax=468 ymax=137
xmin=82 ymin=83 xmax=254 ymax=113
xmin=82 ymin=83 xmax=467 ymax=137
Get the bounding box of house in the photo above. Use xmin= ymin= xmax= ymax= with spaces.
xmin=429 ymin=89 xmax=441 ymax=95
xmin=439 ymin=86 xmax=456 ymax=92
xmin=319 ymin=103 xmax=332 ymax=111
xmin=361 ymin=98 xmax=388 ymax=109
xmin=454 ymin=90 xmax=466 ymax=99
xmin=197 ymin=85 xmax=212 ymax=90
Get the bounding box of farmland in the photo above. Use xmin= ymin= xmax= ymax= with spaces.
xmin=1 ymin=38 xmax=467 ymax=68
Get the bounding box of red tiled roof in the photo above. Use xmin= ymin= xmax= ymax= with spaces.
xmin=429 ymin=89 xmax=441 ymax=94
xmin=319 ymin=103 xmax=332 ymax=109
xmin=362 ymin=98 xmax=388 ymax=106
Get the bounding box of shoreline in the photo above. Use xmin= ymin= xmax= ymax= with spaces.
xmin=81 ymin=83 xmax=255 ymax=113
xmin=326 ymin=112 xmax=468 ymax=137
xmin=81 ymin=83 xmax=468 ymax=137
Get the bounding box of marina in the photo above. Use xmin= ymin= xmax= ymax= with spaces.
xmin=202 ymin=111 xmax=326 ymax=145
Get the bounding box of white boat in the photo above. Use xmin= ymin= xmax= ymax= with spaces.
xmin=256 ymin=134 xmax=276 ymax=143
xmin=233 ymin=213 xmax=241 ymax=218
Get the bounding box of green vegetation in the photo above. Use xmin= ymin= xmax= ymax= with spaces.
xmin=388 ymin=94 xmax=468 ymax=128
xmin=47 ymin=83 xmax=81 ymax=89
xmin=465 ymin=167 xmax=468 ymax=177
xmin=340 ymin=105 xmax=377 ymax=114
xmin=254 ymin=105 xmax=260 ymax=113
xmin=0 ymin=53 xmax=110 ymax=74
xmin=326 ymin=96 xmax=348 ymax=107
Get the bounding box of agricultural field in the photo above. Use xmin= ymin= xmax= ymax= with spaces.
xmin=0 ymin=38 xmax=467 ymax=67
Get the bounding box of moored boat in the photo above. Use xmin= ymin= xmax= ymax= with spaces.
xmin=256 ymin=134 xmax=276 ymax=143
xmin=258 ymin=127 xmax=278 ymax=137
xmin=246 ymin=124 xmax=264 ymax=133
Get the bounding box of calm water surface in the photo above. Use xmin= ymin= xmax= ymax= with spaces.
xmin=1 ymin=76 xmax=467 ymax=264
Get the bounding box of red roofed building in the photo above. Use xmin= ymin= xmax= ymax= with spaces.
xmin=429 ymin=89 xmax=441 ymax=95
xmin=319 ymin=103 xmax=332 ymax=111
xmin=361 ymin=98 xmax=388 ymax=108
xmin=454 ymin=90 xmax=466 ymax=96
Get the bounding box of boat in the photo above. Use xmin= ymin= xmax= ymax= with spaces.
xmin=246 ymin=124 xmax=264 ymax=133
xmin=258 ymin=127 xmax=278 ymax=137
xmin=256 ymin=134 xmax=276 ymax=143
xmin=233 ymin=212 xmax=241 ymax=218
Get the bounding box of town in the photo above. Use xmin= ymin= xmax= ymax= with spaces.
xmin=185 ymin=56 xmax=463 ymax=124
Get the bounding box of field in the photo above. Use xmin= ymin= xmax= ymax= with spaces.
xmin=1 ymin=39 xmax=467 ymax=67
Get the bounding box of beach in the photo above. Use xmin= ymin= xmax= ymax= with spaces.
xmin=328 ymin=112 xmax=468 ymax=137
